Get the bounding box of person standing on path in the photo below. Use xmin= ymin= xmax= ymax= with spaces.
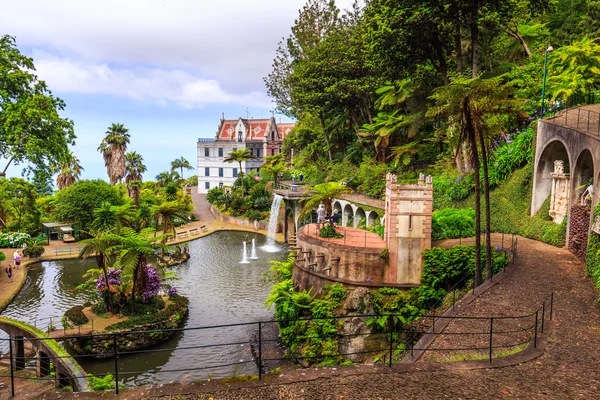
xmin=13 ymin=250 xmax=21 ymax=270
xmin=254 ymin=219 xmax=259 ymax=231
xmin=5 ymin=264 xmax=13 ymax=283
xmin=317 ymin=203 xmax=326 ymax=228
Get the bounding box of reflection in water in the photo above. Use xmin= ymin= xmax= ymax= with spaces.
xmin=1 ymin=231 xmax=286 ymax=386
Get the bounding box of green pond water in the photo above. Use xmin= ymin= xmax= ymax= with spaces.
xmin=0 ymin=230 xmax=287 ymax=386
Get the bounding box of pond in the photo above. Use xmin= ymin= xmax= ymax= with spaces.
xmin=0 ymin=230 xmax=287 ymax=386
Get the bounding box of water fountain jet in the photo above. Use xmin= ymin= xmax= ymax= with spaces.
xmin=250 ymin=238 xmax=258 ymax=259
xmin=240 ymin=241 xmax=250 ymax=264
xmin=262 ymin=194 xmax=283 ymax=253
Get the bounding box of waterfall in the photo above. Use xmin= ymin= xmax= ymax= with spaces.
xmin=262 ymin=194 xmax=283 ymax=253
xmin=240 ymin=241 xmax=250 ymax=264
xmin=250 ymin=238 xmax=258 ymax=259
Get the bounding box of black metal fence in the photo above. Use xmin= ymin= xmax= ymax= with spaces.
xmin=0 ymin=292 xmax=551 ymax=396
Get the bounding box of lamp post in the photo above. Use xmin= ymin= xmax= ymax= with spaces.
xmin=540 ymin=45 xmax=554 ymax=118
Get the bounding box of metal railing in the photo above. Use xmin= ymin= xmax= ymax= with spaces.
xmin=549 ymin=106 xmax=600 ymax=136
xmin=298 ymin=223 xmax=384 ymax=249
xmin=0 ymin=288 xmax=552 ymax=396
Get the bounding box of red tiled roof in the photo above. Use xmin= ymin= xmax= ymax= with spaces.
xmin=216 ymin=117 xmax=294 ymax=141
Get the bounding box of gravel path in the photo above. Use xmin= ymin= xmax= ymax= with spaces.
xmin=24 ymin=236 xmax=600 ymax=399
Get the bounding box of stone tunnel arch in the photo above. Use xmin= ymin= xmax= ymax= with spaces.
xmin=367 ymin=211 xmax=379 ymax=227
xmin=354 ymin=207 xmax=366 ymax=228
xmin=571 ymin=149 xmax=595 ymax=206
xmin=332 ymin=201 xmax=342 ymax=215
xmin=533 ymin=139 xmax=571 ymax=215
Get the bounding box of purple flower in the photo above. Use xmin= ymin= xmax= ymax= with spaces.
xmin=496 ymin=246 xmax=501 ymax=251
xmin=96 ymin=269 xmax=122 ymax=293
xmin=168 ymin=287 xmax=178 ymax=298
xmin=141 ymin=265 xmax=162 ymax=301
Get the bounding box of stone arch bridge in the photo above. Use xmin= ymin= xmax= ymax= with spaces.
xmin=0 ymin=317 xmax=90 ymax=392
xmin=532 ymin=105 xmax=600 ymax=260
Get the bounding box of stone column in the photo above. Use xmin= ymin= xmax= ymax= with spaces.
xmin=549 ymin=160 xmax=570 ymax=224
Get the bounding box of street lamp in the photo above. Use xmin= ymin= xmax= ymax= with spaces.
xmin=540 ymin=45 xmax=554 ymax=118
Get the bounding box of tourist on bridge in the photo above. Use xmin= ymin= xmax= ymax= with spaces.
xmin=331 ymin=209 xmax=341 ymax=227
xmin=13 ymin=250 xmax=21 ymax=269
xmin=317 ymin=202 xmax=326 ymax=228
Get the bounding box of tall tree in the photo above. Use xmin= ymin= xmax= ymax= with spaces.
xmin=0 ymin=35 xmax=76 ymax=178
xmin=125 ymin=151 xmax=147 ymax=206
xmin=98 ymin=123 xmax=130 ymax=185
xmin=56 ymin=151 xmax=83 ymax=190
xmin=300 ymin=181 xmax=351 ymax=218
xmin=170 ymin=157 xmax=193 ymax=180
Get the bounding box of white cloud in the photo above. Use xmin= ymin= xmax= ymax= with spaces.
xmin=34 ymin=54 xmax=271 ymax=108
xmin=2 ymin=0 xmax=357 ymax=94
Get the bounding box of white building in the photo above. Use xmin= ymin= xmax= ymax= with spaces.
xmin=197 ymin=115 xmax=294 ymax=193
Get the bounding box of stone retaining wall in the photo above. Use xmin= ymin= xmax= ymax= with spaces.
xmin=568 ymin=204 xmax=590 ymax=262
xmin=209 ymin=206 xmax=280 ymax=232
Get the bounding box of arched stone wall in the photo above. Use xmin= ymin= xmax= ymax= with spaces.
xmin=532 ymin=139 xmax=571 ymax=215
xmin=343 ymin=204 xmax=353 ymax=227
xmin=354 ymin=208 xmax=366 ymax=228
xmin=571 ymin=148 xmax=595 ymax=205
xmin=367 ymin=211 xmax=379 ymax=227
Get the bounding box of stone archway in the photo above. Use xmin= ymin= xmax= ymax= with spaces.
xmin=354 ymin=207 xmax=366 ymax=228
xmin=569 ymin=148 xmax=595 ymax=261
xmin=332 ymin=201 xmax=342 ymax=215
xmin=367 ymin=211 xmax=379 ymax=228
xmin=532 ymin=139 xmax=571 ymax=215
xmin=343 ymin=204 xmax=354 ymax=227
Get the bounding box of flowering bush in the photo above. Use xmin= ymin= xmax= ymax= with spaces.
xmin=96 ymin=269 xmax=121 ymax=294
xmin=0 ymin=232 xmax=31 ymax=248
xmin=168 ymin=287 xmax=178 ymax=299
xmin=141 ymin=265 xmax=162 ymax=301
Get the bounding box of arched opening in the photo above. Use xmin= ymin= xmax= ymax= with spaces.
xmin=343 ymin=204 xmax=353 ymax=227
xmin=367 ymin=211 xmax=379 ymax=228
xmin=14 ymin=335 xmax=25 ymax=370
xmin=37 ymin=351 xmax=51 ymax=377
xmin=571 ymin=149 xmax=594 ymax=206
xmin=533 ymin=140 xmax=570 ymax=215
xmin=354 ymin=207 xmax=366 ymax=228
xmin=332 ymin=201 xmax=342 ymax=215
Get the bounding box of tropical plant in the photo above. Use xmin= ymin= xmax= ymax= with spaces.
xmin=300 ymin=181 xmax=351 ymax=218
xmin=78 ymin=233 xmax=119 ymax=313
xmin=155 ymin=170 xmax=181 ymax=188
xmin=224 ymin=149 xmax=257 ymax=196
xmin=125 ymin=152 xmax=147 ymax=206
xmin=56 ymin=151 xmax=83 ymax=191
xmin=107 ymin=228 xmax=171 ymax=310
xmin=151 ymin=201 xmax=191 ymax=239
xmin=92 ymin=202 xmax=135 ymax=234
xmin=170 ymin=157 xmax=193 ymax=180
xmin=261 ymin=154 xmax=287 ymax=187
xmin=98 ymin=123 xmax=130 ymax=185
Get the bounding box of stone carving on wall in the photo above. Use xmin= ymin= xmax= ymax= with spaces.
xmin=592 ymin=216 xmax=600 ymax=235
xmin=549 ymin=160 xmax=570 ymax=224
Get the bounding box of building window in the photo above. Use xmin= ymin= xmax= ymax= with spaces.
xmin=219 ymin=168 xmax=224 ymax=177
xmin=204 ymin=147 xmax=209 ymax=157
xmin=205 ymin=182 xmax=210 ymax=190
xmin=233 ymin=168 xmax=238 ymax=177
xmin=257 ymin=148 xmax=262 ymax=158
xmin=271 ymin=149 xmax=275 ymax=156
xmin=205 ymin=167 xmax=210 ymax=176
xmin=238 ymin=131 xmax=242 ymax=142
xmin=233 ymin=147 xmax=237 ymax=152
xmin=218 ymin=148 xmax=223 ymax=157
xmin=219 ymin=182 xmax=223 ymax=189
xmin=271 ymin=131 xmax=275 ymax=141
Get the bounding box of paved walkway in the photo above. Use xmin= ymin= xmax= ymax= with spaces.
xmin=299 ymin=224 xmax=385 ymax=249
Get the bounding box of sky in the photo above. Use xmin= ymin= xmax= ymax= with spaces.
xmin=1 ymin=0 xmax=355 ymax=183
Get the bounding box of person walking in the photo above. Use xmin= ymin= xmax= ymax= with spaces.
xmin=299 ymin=173 xmax=304 ymax=182
xmin=254 ymin=219 xmax=259 ymax=231
xmin=5 ymin=264 xmax=13 ymax=283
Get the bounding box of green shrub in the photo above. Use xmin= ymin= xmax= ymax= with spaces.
xmin=106 ymin=295 xmax=188 ymax=331
xmin=319 ymin=225 xmax=343 ymax=238
xmin=120 ymin=296 xmax=166 ymax=317
xmin=432 ymin=208 xmax=475 ymax=240
xmin=23 ymin=239 xmax=45 ymax=258
xmin=64 ymin=306 xmax=89 ymax=326
xmin=87 ymin=373 xmax=122 ymax=391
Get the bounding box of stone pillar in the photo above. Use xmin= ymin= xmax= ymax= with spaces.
xmin=37 ymin=351 xmax=51 ymax=377
xmin=549 ymin=160 xmax=570 ymax=224
xmin=13 ymin=336 xmax=25 ymax=370
xmin=384 ymin=173 xmax=433 ymax=285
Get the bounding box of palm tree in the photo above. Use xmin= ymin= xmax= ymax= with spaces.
xmin=107 ymin=228 xmax=171 ymax=311
xmin=300 ymin=181 xmax=351 ymax=220
xmin=224 ymin=149 xmax=257 ymax=197
xmin=78 ymin=233 xmax=118 ymax=313
xmin=92 ymin=201 xmax=135 ymax=234
xmin=56 ymin=152 xmax=83 ymax=190
xmin=98 ymin=123 xmax=131 ymax=185
xmin=125 ymin=152 xmax=147 ymax=205
xmin=151 ymin=201 xmax=192 ymax=253
xmin=429 ymin=76 xmax=522 ymax=284
xmin=261 ymin=154 xmax=287 ymax=187
xmin=171 ymin=157 xmax=193 ymax=180
xmin=155 ymin=170 xmax=181 ymax=188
